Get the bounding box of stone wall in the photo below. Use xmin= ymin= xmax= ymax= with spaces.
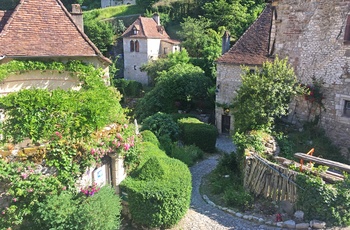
xmin=215 ymin=63 xmax=244 ymax=133
xmin=273 ymin=0 xmax=350 ymax=157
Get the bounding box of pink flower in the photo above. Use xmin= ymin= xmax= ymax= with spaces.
xmin=124 ymin=124 xmax=128 ymax=129
xmin=90 ymin=148 xmax=96 ymax=155
xmin=2 ymin=211 xmax=5 ymax=215
xmin=123 ymin=143 xmax=130 ymax=151
xmin=116 ymin=133 xmax=123 ymax=141
xmin=27 ymin=188 xmax=33 ymax=193
xmin=21 ymin=173 xmax=28 ymax=179
xmin=12 ymin=198 xmax=17 ymax=202
xmin=115 ymin=141 xmax=121 ymax=148
xmin=62 ymin=186 xmax=66 ymax=191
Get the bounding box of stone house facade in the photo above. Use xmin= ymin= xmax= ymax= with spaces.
xmin=122 ymin=14 xmax=180 ymax=85
xmin=0 ymin=0 xmax=111 ymax=96
xmin=216 ymin=0 xmax=350 ymax=157
xmin=101 ymin=0 xmax=135 ymax=8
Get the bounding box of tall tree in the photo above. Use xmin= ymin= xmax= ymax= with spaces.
xmin=232 ymin=57 xmax=303 ymax=133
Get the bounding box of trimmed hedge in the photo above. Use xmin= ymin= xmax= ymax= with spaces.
xmin=140 ymin=130 xmax=160 ymax=147
xmin=178 ymin=118 xmax=218 ymax=152
xmin=121 ymin=146 xmax=191 ymax=228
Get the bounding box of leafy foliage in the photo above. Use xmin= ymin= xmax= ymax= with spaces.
xmin=84 ymin=19 xmax=115 ymax=53
xmin=113 ymin=79 xmax=143 ymax=97
xmin=0 ymin=160 xmax=64 ymax=228
xmin=141 ymin=112 xmax=180 ymax=141
xmin=167 ymin=144 xmax=204 ymax=166
xmin=296 ymin=174 xmax=350 ymax=226
xmin=0 ymin=60 xmax=125 ymax=144
xmin=135 ymin=63 xmax=211 ymax=120
xmin=121 ymin=156 xmax=191 ymax=228
xmin=232 ymin=57 xmax=303 ymax=133
xmin=141 ymin=130 xmax=160 ymax=147
xmin=178 ymin=117 xmax=218 ymax=152
xmin=33 ymin=186 xmax=122 ymax=230
xmin=140 ymin=49 xmax=190 ymax=85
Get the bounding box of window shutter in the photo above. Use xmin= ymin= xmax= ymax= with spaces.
xmin=345 ymin=15 xmax=350 ymax=42
xmin=135 ymin=40 xmax=139 ymax=52
xmin=130 ymin=40 xmax=134 ymax=52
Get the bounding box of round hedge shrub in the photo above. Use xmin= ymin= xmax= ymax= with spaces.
xmin=141 ymin=112 xmax=180 ymax=141
xmin=121 ymin=156 xmax=191 ymax=228
xmin=178 ymin=118 xmax=218 ymax=152
xmin=141 ymin=130 xmax=160 ymax=147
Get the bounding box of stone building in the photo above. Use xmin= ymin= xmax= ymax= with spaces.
xmin=101 ymin=0 xmax=135 ymax=8
xmin=216 ymin=0 xmax=350 ymax=156
xmin=122 ymin=14 xmax=180 ymax=85
xmin=0 ymin=0 xmax=111 ymax=95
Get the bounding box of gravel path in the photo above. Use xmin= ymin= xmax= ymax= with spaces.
xmin=169 ymin=135 xmax=280 ymax=230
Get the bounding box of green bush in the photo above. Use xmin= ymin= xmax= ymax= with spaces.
xmin=132 ymin=142 xmax=168 ymax=176
xmin=296 ymin=174 xmax=350 ymax=226
xmin=114 ymin=79 xmax=143 ymax=97
xmin=33 ymin=191 xmax=78 ymax=229
xmin=178 ymin=117 xmax=218 ymax=152
xmin=121 ymin=156 xmax=191 ymax=228
xmin=140 ymin=130 xmax=160 ymax=147
xmin=223 ymin=187 xmax=253 ymax=211
xmin=169 ymin=144 xmax=204 ymax=166
xmin=33 ymin=186 xmax=122 ymax=230
xmin=76 ymin=186 xmax=122 ymax=230
xmin=141 ymin=112 xmax=180 ymax=141
xmin=158 ymin=134 xmax=174 ymax=156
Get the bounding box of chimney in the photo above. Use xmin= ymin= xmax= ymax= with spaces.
xmin=152 ymin=13 xmax=160 ymax=26
xmin=71 ymin=4 xmax=84 ymax=32
xmin=222 ymin=30 xmax=230 ymax=54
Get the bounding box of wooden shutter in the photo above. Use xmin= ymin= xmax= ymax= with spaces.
xmin=345 ymin=15 xmax=350 ymax=42
xmin=135 ymin=40 xmax=139 ymax=52
xmin=130 ymin=40 xmax=134 ymax=52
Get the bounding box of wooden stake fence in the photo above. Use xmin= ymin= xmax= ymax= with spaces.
xmin=244 ymin=155 xmax=299 ymax=202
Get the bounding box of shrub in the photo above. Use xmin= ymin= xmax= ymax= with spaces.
xmin=76 ymin=186 xmax=122 ymax=230
xmin=158 ymin=134 xmax=174 ymax=156
xmin=141 ymin=112 xmax=180 ymax=141
xmin=223 ymin=187 xmax=253 ymax=211
xmin=178 ymin=117 xmax=218 ymax=152
xmin=121 ymin=156 xmax=191 ymax=228
xmin=34 ymin=186 xmax=122 ymax=230
xmin=296 ymin=174 xmax=350 ymax=226
xmin=114 ymin=79 xmax=143 ymax=97
xmin=169 ymin=144 xmax=204 ymax=166
xmin=33 ymin=191 xmax=78 ymax=229
xmin=140 ymin=130 xmax=160 ymax=147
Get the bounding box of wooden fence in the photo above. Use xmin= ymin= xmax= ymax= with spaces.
xmin=244 ymin=154 xmax=299 ymax=202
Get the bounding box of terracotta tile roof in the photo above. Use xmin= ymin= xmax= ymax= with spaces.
xmin=122 ymin=16 xmax=171 ymax=39
xmin=0 ymin=0 xmax=110 ymax=64
xmin=216 ymin=5 xmax=273 ymax=65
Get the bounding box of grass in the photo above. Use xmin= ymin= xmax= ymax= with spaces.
xmin=84 ymin=5 xmax=145 ymax=21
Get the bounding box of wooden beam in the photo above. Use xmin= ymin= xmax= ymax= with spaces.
xmin=294 ymin=153 xmax=350 ymax=173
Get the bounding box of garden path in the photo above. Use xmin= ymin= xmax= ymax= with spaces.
xmin=168 ymin=135 xmax=280 ymax=230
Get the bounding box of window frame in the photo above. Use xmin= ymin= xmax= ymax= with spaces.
xmin=344 ymin=15 xmax=350 ymax=44
xmin=130 ymin=40 xmax=135 ymax=52
xmin=344 ymin=100 xmax=350 ymax=117
xmin=135 ymin=40 xmax=139 ymax=52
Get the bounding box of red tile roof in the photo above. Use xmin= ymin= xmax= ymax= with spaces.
xmin=216 ymin=5 xmax=273 ymax=65
xmin=0 ymin=0 xmax=110 ymax=63
xmin=122 ymin=16 xmax=171 ymax=39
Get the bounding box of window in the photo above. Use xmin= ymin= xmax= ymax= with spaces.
xmin=135 ymin=40 xmax=139 ymax=52
xmin=344 ymin=100 xmax=350 ymax=117
xmin=130 ymin=40 xmax=139 ymax=52
xmin=344 ymin=15 xmax=350 ymax=43
xmin=130 ymin=40 xmax=134 ymax=52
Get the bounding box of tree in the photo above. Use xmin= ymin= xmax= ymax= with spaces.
xmin=84 ymin=19 xmax=115 ymax=54
xmin=140 ymin=49 xmax=190 ymax=84
xmin=177 ymin=17 xmax=212 ymax=58
xmin=135 ymin=63 xmax=211 ymax=120
xmin=232 ymin=57 xmax=303 ymax=133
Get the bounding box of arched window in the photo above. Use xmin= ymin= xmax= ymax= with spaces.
xmin=130 ymin=40 xmax=134 ymax=52
xmin=135 ymin=40 xmax=140 ymax=52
